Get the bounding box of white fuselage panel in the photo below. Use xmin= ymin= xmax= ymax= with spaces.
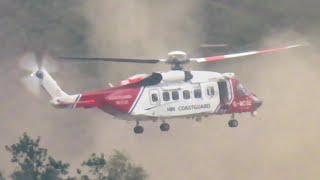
xmin=131 ymin=71 xmax=223 ymax=118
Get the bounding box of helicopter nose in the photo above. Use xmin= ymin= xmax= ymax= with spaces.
xmin=253 ymin=100 xmax=262 ymax=109
xmin=251 ymin=95 xmax=262 ymax=110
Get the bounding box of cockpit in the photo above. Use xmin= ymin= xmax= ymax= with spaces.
xmin=217 ymin=76 xmax=262 ymax=114
xmin=236 ymin=83 xmax=251 ymax=97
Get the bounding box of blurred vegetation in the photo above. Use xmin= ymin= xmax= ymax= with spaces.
xmin=79 ymin=151 xmax=147 ymax=180
xmin=3 ymin=133 xmax=147 ymax=180
xmin=5 ymin=133 xmax=70 ymax=180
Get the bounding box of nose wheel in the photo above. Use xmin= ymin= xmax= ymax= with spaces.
xmin=228 ymin=119 xmax=238 ymax=128
xmin=134 ymin=126 xmax=144 ymax=134
xmin=228 ymin=114 xmax=238 ymax=128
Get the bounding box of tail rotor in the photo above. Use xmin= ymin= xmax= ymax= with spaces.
xmin=19 ymin=52 xmax=57 ymax=97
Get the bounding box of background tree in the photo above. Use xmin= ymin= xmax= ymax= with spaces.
xmin=81 ymin=153 xmax=107 ymax=180
xmin=5 ymin=132 xmax=70 ymax=180
xmin=80 ymin=150 xmax=147 ymax=180
xmin=4 ymin=133 xmax=148 ymax=180
xmin=107 ymin=151 xmax=147 ymax=180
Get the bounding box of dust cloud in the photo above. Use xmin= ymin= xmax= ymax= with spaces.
xmin=1 ymin=1 xmax=320 ymax=180
xmin=214 ymin=31 xmax=320 ymax=180
xmin=82 ymin=0 xmax=207 ymax=82
xmin=79 ymin=1 xmax=320 ymax=180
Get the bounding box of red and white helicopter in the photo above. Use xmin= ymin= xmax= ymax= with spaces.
xmin=20 ymin=44 xmax=302 ymax=134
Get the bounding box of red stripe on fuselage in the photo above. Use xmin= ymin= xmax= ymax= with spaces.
xmin=105 ymin=86 xmax=142 ymax=113
xmin=74 ymin=85 xmax=143 ymax=114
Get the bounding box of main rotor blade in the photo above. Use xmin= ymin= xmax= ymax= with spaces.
xmin=18 ymin=53 xmax=39 ymax=72
xmin=190 ymin=44 xmax=303 ymax=63
xmin=41 ymin=55 xmax=57 ymax=73
xmin=20 ymin=75 xmax=41 ymax=96
xmin=58 ymin=57 xmax=163 ymax=64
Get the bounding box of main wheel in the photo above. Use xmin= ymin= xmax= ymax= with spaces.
xmin=228 ymin=120 xmax=238 ymax=128
xmin=134 ymin=126 xmax=144 ymax=134
xmin=160 ymin=123 xmax=170 ymax=131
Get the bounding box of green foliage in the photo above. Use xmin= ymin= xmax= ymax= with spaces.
xmin=5 ymin=132 xmax=70 ymax=180
xmin=81 ymin=153 xmax=107 ymax=180
xmin=80 ymin=150 xmax=147 ymax=180
xmin=106 ymin=150 xmax=147 ymax=180
xmin=4 ymin=133 xmax=148 ymax=180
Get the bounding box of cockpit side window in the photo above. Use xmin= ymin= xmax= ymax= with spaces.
xmin=236 ymin=83 xmax=250 ymax=97
xmin=206 ymin=86 xmax=215 ymax=97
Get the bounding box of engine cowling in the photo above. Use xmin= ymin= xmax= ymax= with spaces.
xmin=128 ymin=71 xmax=193 ymax=86
xmin=120 ymin=74 xmax=148 ymax=86
xmin=158 ymin=71 xmax=193 ymax=82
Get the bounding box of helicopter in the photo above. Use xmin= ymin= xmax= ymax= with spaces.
xmin=20 ymin=44 xmax=302 ymax=134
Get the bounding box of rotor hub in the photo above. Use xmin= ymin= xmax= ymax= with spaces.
xmin=166 ymin=51 xmax=190 ymax=70
xmin=35 ymin=71 xmax=44 ymax=79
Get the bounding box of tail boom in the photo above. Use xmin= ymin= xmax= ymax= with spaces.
xmin=50 ymin=94 xmax=82 ymax=108
xmin=50 ymin=94 xmax=97 ymax=109
xmin=36 ymin=70 xmax=67 ymax=98
xmin=35 ymin=70 xmax=83 ymax=109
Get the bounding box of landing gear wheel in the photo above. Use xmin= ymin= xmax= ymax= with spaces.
xmin=228 ymin=119 xmax=238 ymax=128
xmin=134 ymin=126 xmax=144 ymax=134
xmin=160 ymin=123 xmax=170 ymax=131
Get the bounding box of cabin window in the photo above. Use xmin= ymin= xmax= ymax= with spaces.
xmin=163 ymin=92 xmax=170 ymax=101
xmin=210 ymin=87 xmax=215 ymax=95
xmin=207 ymin=86 xmax=215 ymax=97
xmin=194 ymin=89 xmax=202 ymax=98
xmin=183 ymin=90 xmax=190 ymax=99
xmin=151 ymin=93 xmax=159 ymax=102
xmin=172 ymin=91 xmax=179 ymax=100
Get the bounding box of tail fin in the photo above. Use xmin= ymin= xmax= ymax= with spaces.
xmin=35 ymin=69 xmax=68 ymax=98
xmin=35 ymin=69 xmax=83 ymax=109
xmin=19 ymin=52 xmax=81 ymax=108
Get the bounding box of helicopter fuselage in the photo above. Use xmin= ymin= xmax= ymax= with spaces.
xmin=61 ymin=70 xmax=262 ymax=122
